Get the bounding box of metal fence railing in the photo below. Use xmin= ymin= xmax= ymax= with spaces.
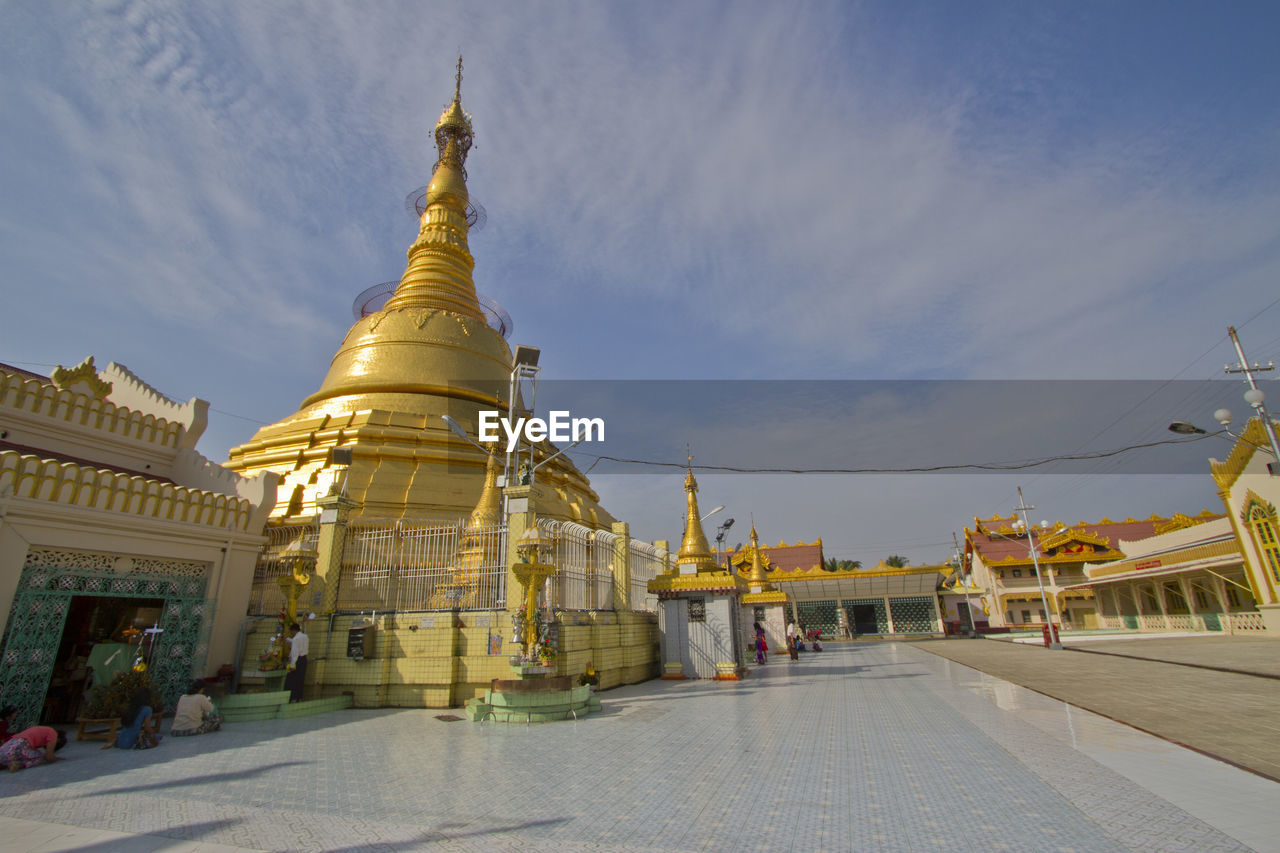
xmin=338 ymin=521 xmax=507 ymax=611
xmin=248 ymin=516 xmax=666 ymax=616
xmin=629 ymin=540 xmax=666 ymax=612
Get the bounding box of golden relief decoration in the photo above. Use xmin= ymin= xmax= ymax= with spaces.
xmin=1040 ymin=528 xmax=1110 ymax=552
xmin=1211 ymin=417 xmax=1279 ymax=491
xmin=1239 ymin=489 xmax=1276 ymax=523
xmin=1152 ymin=510 xmax=1219 ymax=535
xmin=772 ymin=562 xmax=946 ymax=581
xmin=649 ymin=571 xmax=744 ymax=595
xmin=50 ymin=356 xmax=112 ymax=400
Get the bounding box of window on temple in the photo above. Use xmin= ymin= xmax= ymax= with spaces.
xmin=1248 ymin=504 xmax=1280 ymax=585
xmin=1141 ymin=587 xmax=1159 ymax=613
xmin=1163 ymin=583 xmax=1189 ymax=613
xmin=1193 ymin=587 xmax=1210 ymax=610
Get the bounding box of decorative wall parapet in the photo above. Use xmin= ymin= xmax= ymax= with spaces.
xmin=0 ymin=368 xmax=186 ymax=451
xmin=100 ymin=362 xmax=208 ymax=448
xmin=172 ymin=448 xmax=280 ymax=530
xmin=0 ymin=450 xmax=259 ymax=533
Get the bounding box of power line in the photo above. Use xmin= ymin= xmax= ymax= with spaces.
xmin=566 ymin=433 xmax=1216 ymax=475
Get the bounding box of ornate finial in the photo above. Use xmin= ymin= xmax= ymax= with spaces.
xmin=433 ymin=58 xmax=474 ymax=179
xmin=677 ymin=451 xmax=715 ymax=569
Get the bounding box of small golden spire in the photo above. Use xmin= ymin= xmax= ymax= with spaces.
xmin=746 ymin=522 xmax=771 ymax=588
xmin=464 ymin=446 xmax=503 ymax=530
xmin=382 ymin=58 xmax=482 ymax=318
xmin=677 ymin=456 xmax=716 ymax=571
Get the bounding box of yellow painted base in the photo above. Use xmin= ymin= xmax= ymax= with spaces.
xmin=239 ymin=609 xmax=659 ymax=708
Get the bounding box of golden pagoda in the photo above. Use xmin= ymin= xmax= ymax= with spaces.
xmin=744 ymin=524 xmax=772 ymax=589
xmin=651 ymin=466 xmax=743 ymax=589
xmin=649 ymin=464 xmax=746 ymax=679
xmin=676 ymin=469 xmax=718 ymax=573
xmin=225 ymin=60 xmax=612 ymax=528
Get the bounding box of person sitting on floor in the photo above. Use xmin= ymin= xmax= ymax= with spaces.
xmin=115 ymin=688 xmax=161 ymax=750
xmin=171 ymin=681 xmax=221 ymax=737
xmin=1 ymin=725 xmax=66 ymax=771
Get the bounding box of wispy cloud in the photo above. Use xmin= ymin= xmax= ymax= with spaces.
xmin=2 ymin=0 xmax=1276 ymax=556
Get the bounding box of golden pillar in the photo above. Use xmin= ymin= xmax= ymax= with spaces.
xmin=611 ymin=521 xmax=630 ymax=611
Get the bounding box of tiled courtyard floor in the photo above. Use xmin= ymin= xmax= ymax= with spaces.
xmin=914 ymin=636 xmax=1280 ymax=780
xmin=1 ymin=642 xmax=1276 ymax=852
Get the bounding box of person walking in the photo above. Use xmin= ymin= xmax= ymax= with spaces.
xmin=284 ymin=622 xmax=309 ymax=703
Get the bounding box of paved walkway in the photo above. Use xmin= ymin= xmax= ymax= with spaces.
xmin=1 ymin=642 xmax=1277 ymax=852
xmin=1058 ymin=635 xmax=1280 ymax=679
xmin=913 ymin=637 xmax=1280 ymax=782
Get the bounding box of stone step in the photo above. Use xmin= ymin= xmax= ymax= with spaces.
xmin=277 ymin=696 xmax=353 ymax=719
xmin=219 ymin=691 xmax=290 ymax=710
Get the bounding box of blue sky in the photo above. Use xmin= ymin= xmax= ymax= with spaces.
xmin=3 ymin=1 xmax=1278 ymax=563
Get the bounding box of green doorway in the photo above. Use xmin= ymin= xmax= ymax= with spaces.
xmin=0 ymin=557 xmax=212 ymax=728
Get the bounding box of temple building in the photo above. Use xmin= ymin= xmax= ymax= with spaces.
xmin=649 ymin=469 xmax=747 ymax=679
xmin=1209 ymin=416 xmax=1280 ymax=632
xmin=727 ymin=541 xmax=950 ymax=638
xmin=1070 ymin=515 xmax=1263 ymax=634
xmin=225 ymin=63 xmax=661 ymax=706
xmin=0 ymin=359 xmax=278 ymax=728
xmin=964 ymin=511 xmax=1222 ymax=630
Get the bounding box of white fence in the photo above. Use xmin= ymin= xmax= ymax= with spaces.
xmin=628 ymin=540 xmax=666 ymax=613
xmin=251 ymin=516 xmax=668 ymax=615
xmin=537 ymin=519 xmax=619 ymax=611
xmin=1097 ymin=609 xmax=1268 ymax=635
xmin=339 ymin=520 xmax=506 ymax=611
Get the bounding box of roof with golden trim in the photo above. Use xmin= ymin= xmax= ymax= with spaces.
xmin=966 ymin=511 xmax=1220 ymax=566
xmin=726 ymin=540 xmax=824 ymax=574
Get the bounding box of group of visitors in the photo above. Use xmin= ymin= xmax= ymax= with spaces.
xmin=0 ymin=678 xmax=223 ymax=772
xmin=118 ymin=680 xmax=223 ymax=749
xmin=0 ymin=621 xmax=315 ymax=773
xmin=784 ymin=621 xmax=823 ymax=659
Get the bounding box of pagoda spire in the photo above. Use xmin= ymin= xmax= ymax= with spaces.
xmin=746 ymin=522 xmax=772 ymax=589
xmin=677 ymin=452 xmax=717 ymax=572
xmin=383 ymin=56 xmax=483 ymax=318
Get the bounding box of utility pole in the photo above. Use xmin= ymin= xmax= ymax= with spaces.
xmin=952 ymin=531 xmax=977 ymax=637
xmin=1013 ymin=487 xmax=1062 ymax=649
xmin=1225 ymin=326 xmax=1280 ymax=475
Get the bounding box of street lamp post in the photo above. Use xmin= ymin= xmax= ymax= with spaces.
xmin=715 ymin=517 xmax=735 ymax=569
xmin=1013 ymin=487 xmax=1062 ymax=649
xmin=1171 ymin=327 xmax=1280 ymax=477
